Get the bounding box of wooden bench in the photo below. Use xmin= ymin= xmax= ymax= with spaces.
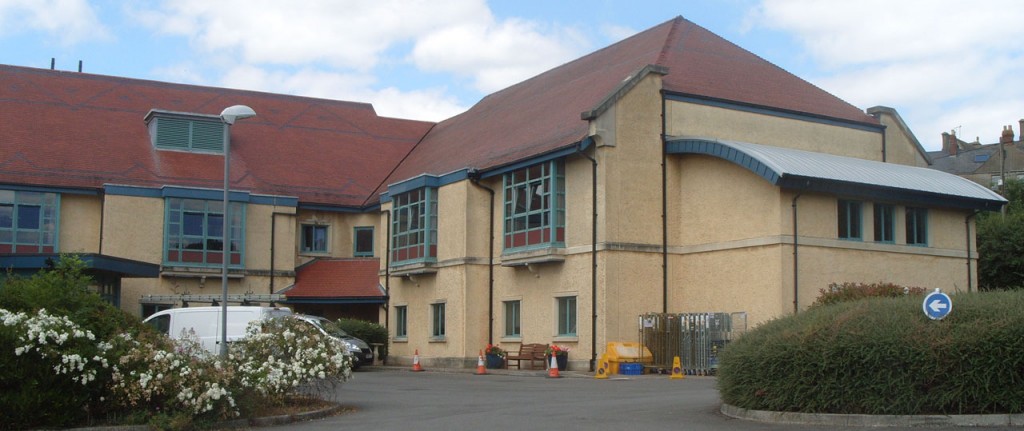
xmin=505 ymin=343 xmax=547 ymax=370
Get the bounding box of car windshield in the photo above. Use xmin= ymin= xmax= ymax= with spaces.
xmin=312 ymin=317 xmax=350 ymax=338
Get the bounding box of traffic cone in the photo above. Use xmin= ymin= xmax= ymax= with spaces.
xmin=475 ymin=350 xmax=487 ymax=375
xmin=670 ymin=355 xmax=685 ymax=380
xmin=594 ymin=354 xmax=610 ymax=380
xmin=411 ymin=349 xmax=424 ymax=372
xmin=547 ymin=354 xmax=561 ymax=378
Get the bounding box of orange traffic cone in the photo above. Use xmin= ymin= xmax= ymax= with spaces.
xmin=547 ymin=354 xmax=560 ymax=378
xmin=411 ymin=349 xmax=424 ymax=372
xmin=475 ymin=350 xmax=487 ymax=375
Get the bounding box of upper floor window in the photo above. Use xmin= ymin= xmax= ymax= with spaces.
xmin=503 ymin=160 xmax=565 ymax=251
xmin=873 ymin=203 xmax=895 ymax=243
xmin=390 ymin=188 xmax=437 ymax=265
xmin=164 ymin=198 xmax=245 ymax=267
xmin=0 ymin=190 xmax=58 ymax=253
xmin=145 ymin=110 xmax=225 ymax=154
xmin=838 ymin=200 xmax=862 ymax=240
xmin=905 ymin=207 xmax=928 ymax=246
xmin=354 ymin=226 xmax=374 ymax=257
xmin=301 ymin=224 xmax=328 ymax=253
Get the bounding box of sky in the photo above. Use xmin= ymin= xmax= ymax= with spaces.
xmin=2 ymin=0 xmax=1022 ymax=151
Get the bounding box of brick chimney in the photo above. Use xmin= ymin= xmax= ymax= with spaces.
xmin=1001 ymin=125 xmax=1014 ymax=144
xmin=1019 ymin=119 xmax=1023 ymax=142
xmin=942 ymin=130 xmax=959 ymax=155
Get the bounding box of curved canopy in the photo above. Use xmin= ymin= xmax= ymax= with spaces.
xmin=666 ymin=137 xmax=1007 ymax=211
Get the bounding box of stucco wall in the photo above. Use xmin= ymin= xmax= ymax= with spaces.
xmin=294 ymin=209 xmax=375 ymax=264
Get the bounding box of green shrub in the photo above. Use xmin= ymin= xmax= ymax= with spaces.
xmin=813 ymin=281 xmax=928 ymax=307
xmin=718 ymin=290 xmax=1024 ymax=415
xmin=334 ymin=317 xmax=388 ymax=359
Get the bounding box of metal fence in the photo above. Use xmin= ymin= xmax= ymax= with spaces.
xmin=639 ymin=312 xmax=747 ymax=375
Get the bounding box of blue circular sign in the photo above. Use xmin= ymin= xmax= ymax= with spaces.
xmin=923 ymin=290 xmax=952 ymax=320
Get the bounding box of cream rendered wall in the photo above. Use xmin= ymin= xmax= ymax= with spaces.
xmin=294 ymin=210 xmax=376 ymax=265
xmin=666 ymin=101 xmax=884 ymax=161
xmin=676 ymin=156 xmax=783 ymax=246
xmin=59 ymin=194 xmax=101 ymax=253
xmin=870 ymin=110 xmax=930 ymax=167
xmin=103 ymin=195 xmax=165 ymax=316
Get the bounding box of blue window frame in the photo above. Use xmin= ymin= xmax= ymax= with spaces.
xmin=354 ymin=226 xmax=374 ymax=257
xmin=395 ymin=305 xmax=408 ymax=339
xmin=164 ymin=198 xmax=245 ymax=267
xmin=504 ymin=300 xmax=521 ymax=337
xmin=873 ymin=203 xmax=895 ymax=243
xmin=301 ymin=224 xmax=328 ymax=253
xmin=838 ymin=200 xmax=862 ymax=240
xmin=557 ymin=296 xmax=577 ymax=337
xmin=431 ymin=302 xmax=446 ymax=339
xmin=390 ymin=188 xmax=437 ymax=265
xmin=0 ymin=190 xmax=59 ymax=253
xmin=502 ymin=160 xmax=565 ymax=252
xmin=906 ymin=207 xmax=928 ymax=246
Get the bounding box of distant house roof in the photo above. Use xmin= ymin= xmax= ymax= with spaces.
xmin=0 ymin=65 xmax=433 ymax=208
xmin=379 ymin=16 xmax=878 ymax=192
xmin=667 ymin=137 xmax=1007 ymax=211
xmin=280 ymin=258 xmax=386 ymax=304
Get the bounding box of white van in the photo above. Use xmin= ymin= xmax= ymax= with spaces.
xmin=143 ymin=306 xmax=292 ymax=354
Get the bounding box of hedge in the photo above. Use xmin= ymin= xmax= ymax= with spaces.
xmin=718 ymin=290 xmax=1024 ymax=415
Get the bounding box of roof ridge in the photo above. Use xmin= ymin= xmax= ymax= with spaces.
xmin=657 ymin=16 xmax=684 ymax=66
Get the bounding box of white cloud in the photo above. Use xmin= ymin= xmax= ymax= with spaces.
xmin=218 ymin=65 xmax=466 ymax=122
xmin=748 ymin=0 xmax=1024 ymax=148
xmin=411 ymin=17 xmax=587 ymax=93
xmin=0 ymin=0 xmax=111 ymax=45
xmin=600 ymin=23 xmax=637 ymax=43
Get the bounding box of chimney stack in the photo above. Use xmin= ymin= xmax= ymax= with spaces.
xmin=1001 ymin=125 xmax=1014 ymax=144
xmin=1019 ymin=119 xmax=1023 ymax=142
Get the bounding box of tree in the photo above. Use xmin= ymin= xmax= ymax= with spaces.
xmin=977 ymin=179 xmax=1024 ymax=290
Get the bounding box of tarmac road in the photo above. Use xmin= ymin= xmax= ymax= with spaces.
xmin=266 ymin=368 xmax=1005 ymax=431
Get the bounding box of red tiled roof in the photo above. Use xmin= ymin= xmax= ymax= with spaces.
xmin=285 ymin=258 xmax=383 ymax=299
xmin=0 ymin=65 xmax=433 ymax=207
xmin=380 ymin=16 xmax=878 ymax=189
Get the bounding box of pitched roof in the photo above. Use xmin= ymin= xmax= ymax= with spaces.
xmin=668 ymin=137 xmax=1007 ymax=211
xmin=283 ymin=258 xmax=384 ymax=299
xmin=0 ymin=65 xmax=433 ymax=207
xmin=379 ymin=16 xmax=878 ymax=190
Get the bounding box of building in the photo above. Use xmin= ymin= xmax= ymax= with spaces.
xmin=929 ymin=123 xmax=1024 ymax=189
xmin=0 ymin=16 xmax=1005 ymax=371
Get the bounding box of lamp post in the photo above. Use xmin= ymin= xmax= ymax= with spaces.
xmin=218 ymin=105 xmax=256 ymax=358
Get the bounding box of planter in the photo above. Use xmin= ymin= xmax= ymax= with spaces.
xmin=546 ymin=353 xmax=568 ymax=371
xmin=485 ymin=353 xmax=505 ymax=369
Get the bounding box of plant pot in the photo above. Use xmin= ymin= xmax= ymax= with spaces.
xmin=485 ymin=353 xmax=505 ymax=369
xmin=546 ymin=353 xmax=568 ymax=371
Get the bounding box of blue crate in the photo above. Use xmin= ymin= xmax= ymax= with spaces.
xmin=619 ymin=363 xmax=643 ymax=375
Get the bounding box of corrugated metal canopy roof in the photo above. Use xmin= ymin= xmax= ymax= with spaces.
xmin=666 ymin=137 xmax=1007 ymax=211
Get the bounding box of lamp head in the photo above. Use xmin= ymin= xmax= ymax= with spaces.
xmin=220 ymin=105 xmax=256 ymax=125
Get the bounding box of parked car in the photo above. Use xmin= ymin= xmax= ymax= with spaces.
xmin=142 ymin=306 xmax=292 ymax=354
xmin=292 ymin=314 xmax=374 ymax=369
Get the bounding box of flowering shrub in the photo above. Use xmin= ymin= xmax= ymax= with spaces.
xmin=813 ymin=282 xmax=928 ymax=307
xmin=484 ymin=343 xmax=505 ymax=357
xmin=545 ymin=345 xmax=570 ymax=356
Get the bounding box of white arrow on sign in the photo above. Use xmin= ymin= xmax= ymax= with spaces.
xmin=928 ymin=299 xmax=948 ymax=313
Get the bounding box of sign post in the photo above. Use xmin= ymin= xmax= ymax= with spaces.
xmin=922 ymin=288 xmax=952 ymax=320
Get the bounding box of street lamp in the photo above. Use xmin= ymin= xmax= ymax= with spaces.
xmin=219 ymin=104 xmax=256 ymax=358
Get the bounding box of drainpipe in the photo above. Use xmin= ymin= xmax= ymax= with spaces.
xmin=576 ymin=139 xmax=598 ymax=372
xmin=384 ymin=209 xmax=391 ymax=335
xmin=965 ymin=211 xmax=980 ymax=292
xmin=660 ymin=93 xmax=668 ymax=314
xmin=792 ymin=194 xmax=802 ymax=314
xmin=881 ymin=127 xmax=887 ymax=163
xmin=269 ymin=211 xmax=293 ymax=299
xmin=468 ymin=170 xmax=496 ymax=345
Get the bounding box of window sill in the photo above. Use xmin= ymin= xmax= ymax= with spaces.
xmin=390 ymin=261 xmax=438 ymax=277
xmin=553 ymin=336 xmax=578 ymax=343
xmin=429 ymin=337 xmax=446 ymax=343
xmin=500 ymin=336 xmax=522 ymax=343
xmin=160 ymin=266 xmax=244 ymax=278
xmin=500 ymin=247 xmax=565 ymax=267
xmin=393 ymin=337 xmax=408 ymax=343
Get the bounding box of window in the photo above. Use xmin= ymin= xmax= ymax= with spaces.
xmin=165 ymin=198 xmax=245 ymax=267
xmin=390 ymin=188 xmax=437 ymax=264
xmin=301 ymin=224 xmax=328 ymax=253
xmin=503 ymin=160 xmax=565 ymax=251
xmin=838 ymin=200 xmax=862 ymax=240
xmin=354 ymin=226 xmax=374 ymax=257
xmin=431 ymin=303 xmax=446 ymax=339
xmin=0 ymin=190 xmax=59 ymax=253
xmin=557 ymin=296 xmax=577 ymax=337
xmin=906 ymin=207 xmax=928 ymax=246
xmin=395 ymin=305 xmax=408 ymax=339
xmin=146 ymin=111 xmax=226 ymax=153
xmin=503 ymin=300 xmax=521 ymax=337
xmin=873 ymin=204 xmax=895 ymax=243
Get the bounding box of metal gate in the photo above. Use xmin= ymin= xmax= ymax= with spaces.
xmin=639 ymin=312 xmax=746 ymax=375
